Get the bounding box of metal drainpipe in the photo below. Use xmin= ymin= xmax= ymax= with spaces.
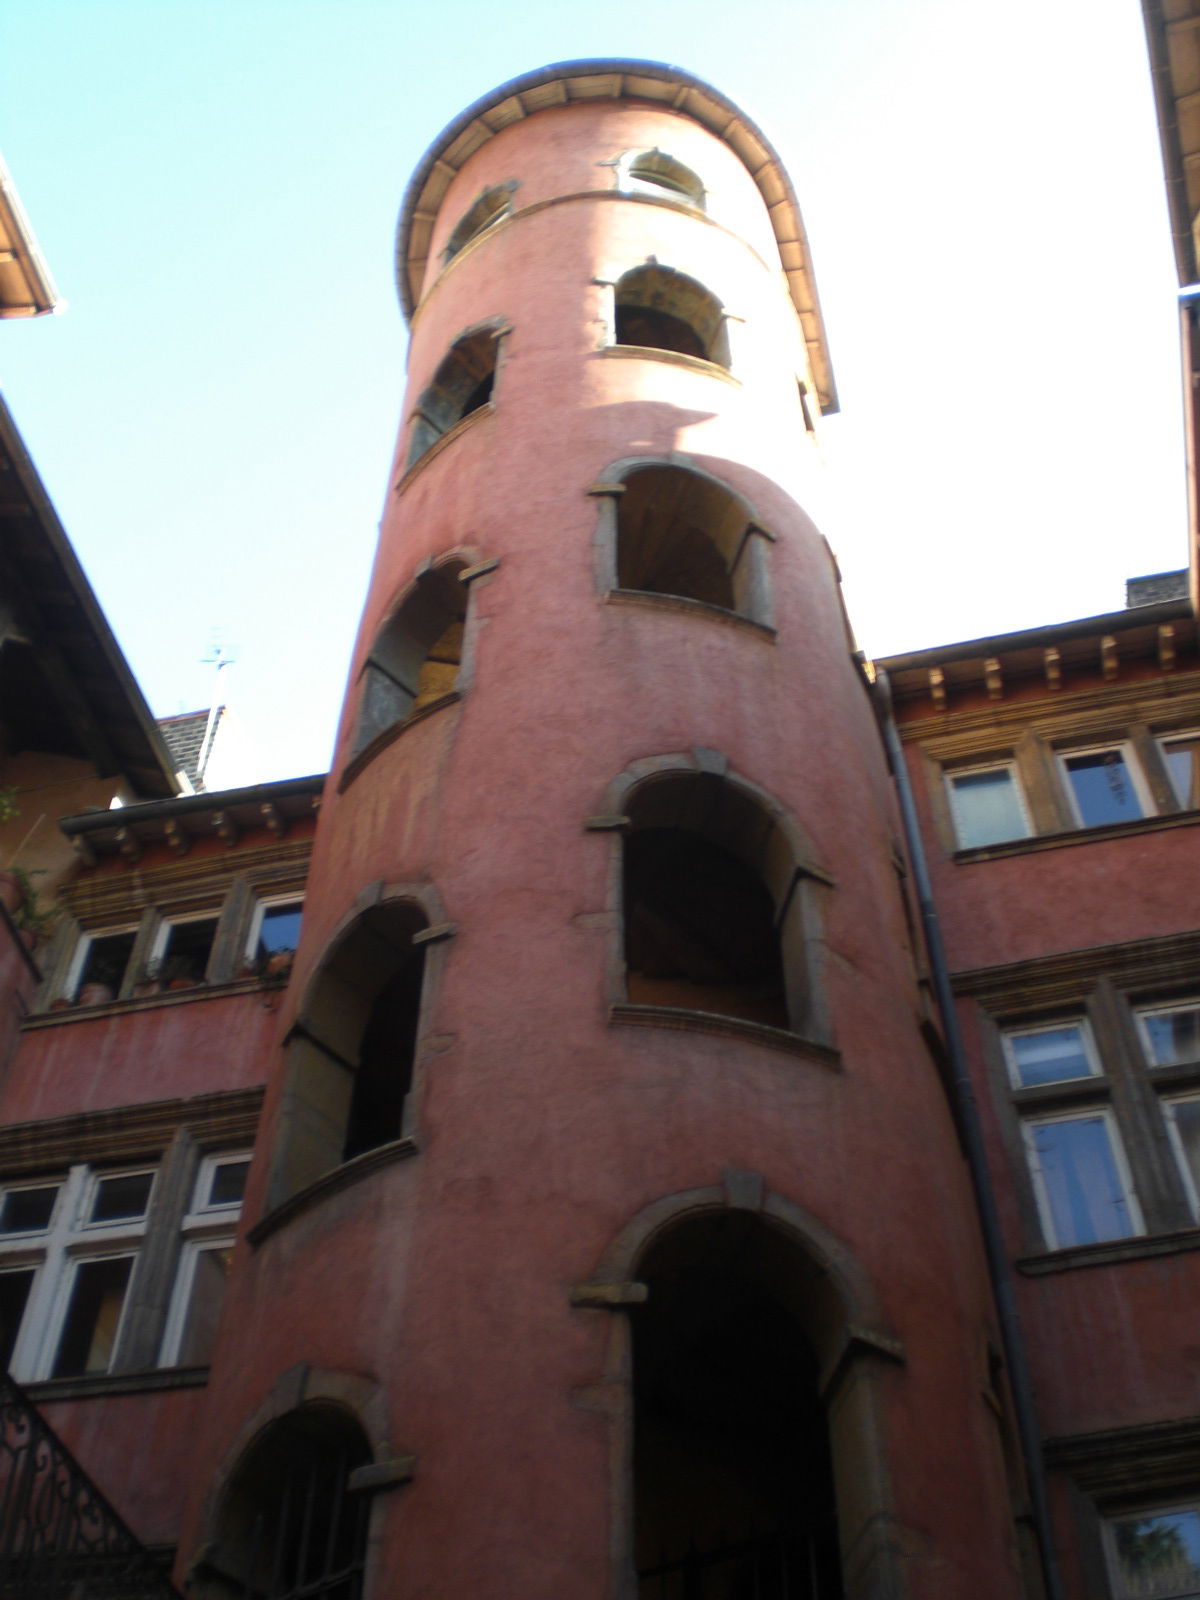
xmin=874 ymin=669 xmax=1066 ymax=1600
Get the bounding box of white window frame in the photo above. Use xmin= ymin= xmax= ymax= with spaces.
xmin=945 ymin=761 xmax=1031 ymax=849
xmin=149 ymin=909 xmax=220 ymax=968
xmin=158 ymin=1150 xmax=249 ymax=1368
xmin=63 ymin=924 xmax=141 ymax=1000
xmin=1135 ymin=999 xmax=1200 ymax=1068
xmin=0 ymin=1163 xmax=154 ymax=1381
xmin=244 ymin=896 xmax=303 ymax=963
xmin=1001 ymin=1018 xmax=1101 ymax=1090
xmin=1022 ymin=1108 xmax=1143 ymax=1251
xmin=1162 ymin=1093 xmax=1200 ymax=1222
xmin=1056 ymin=741 xmax=1155 ymax=828
xmin=1158 ymin=729 xmax=1200 ymax=811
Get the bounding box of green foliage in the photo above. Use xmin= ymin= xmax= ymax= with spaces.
xmin=9 ymin=867 xmax=55 ymax=940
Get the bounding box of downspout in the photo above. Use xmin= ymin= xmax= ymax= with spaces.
xmin=874 ymin=669 xmax=1066 ymax=1600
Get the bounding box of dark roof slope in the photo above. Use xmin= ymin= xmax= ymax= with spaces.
xmin=0 ymin=397 xmax=179 ymax=798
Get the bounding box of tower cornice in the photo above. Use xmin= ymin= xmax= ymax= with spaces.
xmin=395 ymin=58 xmax=837 ymax=412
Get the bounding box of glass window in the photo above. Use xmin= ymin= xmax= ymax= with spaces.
xmin=247 ymin=900 xmax=303 ymax=964
xmin=52 ymin=1255 xmax=134 ymax=1377
xmin=0 ymin=1184 xmax=59 ymax=1234
xmin=1138 ymin=1002 xmax=1200 ymax=1067
xmin=1004 ymin=1022 xmax=1098 ymax=1088
xmin=159 ymin=1150 xmax=250 ymax=1368
xmin=203 ymin=1157 xmax=250 ymax=1210
xmin=153 ymin=916 xmax=218 ymax=984
xmin=88 ymin=1170 xmax=154 ymax=1225
xmin=170 ymin=1243 xmax=233 ymax=1366
xmin=72 ymin=929 xmax=138 ymax=1000
xmin=0 ymin=1161 xmax=186 ymax=1382
xmin=1160 ymin=733 xmax=1200 ymax=811
xmin=1024 ymin=1112 xmax=1140 ymax=1248
xmin=946 ymin=764 xmax=1030 ymax=848
xmin=1107 ymin=1504 xmax=1200 ymax=1599
xmin=0 ymin=1270 xmax=35 ymax=1369
xmin=1163 ymin=1095 xmax=1200 ymax=1219
xmin=1060 ymin=746 xmax=1148 ymax=827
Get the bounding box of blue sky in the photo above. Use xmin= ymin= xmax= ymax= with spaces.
xmin=1 ymin=0 xmax=1185 ymax=781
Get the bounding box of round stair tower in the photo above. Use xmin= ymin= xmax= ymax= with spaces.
xmin=183 ymin=62 xmax=1028 ymax=1600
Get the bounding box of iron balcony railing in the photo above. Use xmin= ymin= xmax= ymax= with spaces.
xmin=0 ymin=1371 xmax=179 ymax=1600
xmin=639 ymin=1530 xmax=836 ymax=1600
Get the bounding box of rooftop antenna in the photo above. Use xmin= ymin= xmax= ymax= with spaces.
xmin=196 ymin=638 xmax=237 ymax=788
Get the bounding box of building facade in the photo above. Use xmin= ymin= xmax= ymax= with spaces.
xmin=1 ymin=45 xmax=1200 ymax=1600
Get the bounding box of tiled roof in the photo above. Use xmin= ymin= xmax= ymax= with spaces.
xmin=158 ymin=708 xmax=223 ymax=791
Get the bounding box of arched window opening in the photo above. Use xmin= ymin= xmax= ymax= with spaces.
xmin=354 ymin=561 xmax=467 ymax=756
xmin=614 ymin=267 xmax=727 ymax=367
xmin=343 ymin=951 xmax=425 ymax=1162
xmin=406 ymin=328 xmax=499 ymax=469
xmin=624 ymin=150 xmax=705 ymax=209
xmin=270 ymin=902 xmax=429 ymax=1204
xmin=443 ymin=183 xmax=514 ymax=262
xmin=196 ymin=1405 xmax=371 ymax=1600
xmin=616 ymin=466 xmax=768 ymax=620
xmin=623 ymin=774 xmax=792 ymax=1030
xmin=632 ymin=1213 xmax=843 ymax=1599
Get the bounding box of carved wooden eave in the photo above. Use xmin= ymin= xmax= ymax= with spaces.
xmin=875 ymin=599 xmax=1197 ymax=723
xmin=58 ymin=775 xmax=324 ymax=865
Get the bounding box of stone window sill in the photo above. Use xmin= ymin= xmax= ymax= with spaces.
xmin=606 ymin=588 xmax=775 ymax=639
xmin=25 ymin=1366 xmax=210 ymax=1402
xmin=396 ymin=403 xmax=493 ymax=492
xmin=24 ymin=976 xmax=270 ymax=1028
xmin=338 ymin=691 xmax=462 ymax=793
xmin=1017 ymin=1225 xmax=1200 ymax=1275
xmin=247 ymin=1136 xmax=419 ymax=1246
xmin=594 ymin=344 xmax=741 ymax=386
xmin=610 ymin=1001 xmax=839 ymax=1065
xmin=954 ymin=808 xmax=1200 ymax=864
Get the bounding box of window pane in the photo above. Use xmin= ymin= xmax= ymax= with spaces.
xmin=0 ymin=1184 xmax=58 ymax=1233
xmin=948 ymin=768 xmax=1028 ymax=848
xmin=1167 ymin=1099 xmax=1200 ymax=1210
xmin=78 ymin=931 xmax=136 ymax=995
xmin=255 ymin=903 xmax=302 ymax=960
xmin=89 ymin=1171 xmax=153 ymax=1224
xmin=206 ymin=1160 xmax=250 ymax=1208
xmin=175 ymin=1246 xmax=233 ymax=1366
xmin=0 ymin=1270 xmax=34 ymax=1369
xmin=53 ymin=1256 xmax=133 ymax=1376
xmin=1031 ymin=1116 xmax=1137 ymax=1247
xmin=1063 ymin=750 xmax=1144 ymax=826
xmin=160 ymin=918 xmax=218 ymax=982
xmin=1007 ymin=1025 xmax=1095 ymax=1087
xmin=1141 ymin=1005 xmax=1200 ymax=1067
xmin=1162 ymin=735 xmax=1200 ymax=811
xmin=1110 ymin=1507 xmax=1200 ymax=1599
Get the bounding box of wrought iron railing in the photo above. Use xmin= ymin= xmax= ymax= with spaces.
xmin=639 ymin=1530 xmax=834 ymax=1600
xmin=0 ymin=1371 xmax=179 ymax=1599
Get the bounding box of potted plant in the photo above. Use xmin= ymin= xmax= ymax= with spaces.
xmin=263 ymin=947 xmax=295 ymax=983
xmin=132 ymin=959 xmax=165 ymax=998
xmin=10 ymin=868 xmax=55 ymax=951
xmin=163 ymin=954 xmax=206 ymax=991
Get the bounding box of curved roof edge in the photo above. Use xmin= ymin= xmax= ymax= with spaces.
xmin=395 ymin=59 xmax=838 ymax=413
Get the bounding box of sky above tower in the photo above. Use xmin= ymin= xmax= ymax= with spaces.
xmin=1 ymin=0 xmax=1183 ymax=782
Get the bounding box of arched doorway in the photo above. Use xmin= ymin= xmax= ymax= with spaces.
xmin=632 ymin=1211 xmax=843 ymax=1599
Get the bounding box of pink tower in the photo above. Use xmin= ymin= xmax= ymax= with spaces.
xmin=182 ymin=62 xmax=1028 ymax=1600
